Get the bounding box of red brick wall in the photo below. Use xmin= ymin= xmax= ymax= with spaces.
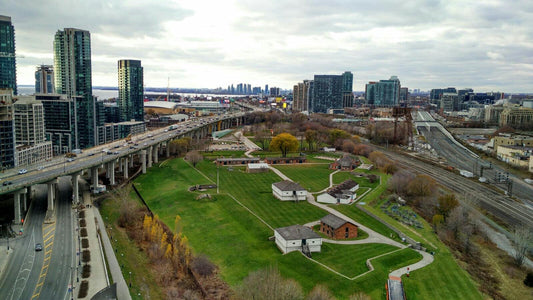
xmin=320 ymin=222 xmax=358 ymax=239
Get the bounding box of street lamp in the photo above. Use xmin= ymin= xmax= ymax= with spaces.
xmin=129 ymin=271 xmax=132 ymax=287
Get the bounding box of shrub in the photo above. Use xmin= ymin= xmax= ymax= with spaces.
xmin=78 ymin=210 xmax=85 ymax=218
xmin=82 ymin=238 xmax=89 ymax=248
xmin=78 ymin=280 xmax=89 ymax=298
xmin=79 ymin=218 xmax=87 ymax=227
xmin=82 ymin=265 xmax=91 ymax=278
xmin=82 ymin=250 xmax=91 ymax=263
xmin=525 ymin=272 xmax=533 ymax=287
xmin=191 ymin=255 xmax=216 ymax=277
xmin=80 ymin=228 xmax=87 ymax=237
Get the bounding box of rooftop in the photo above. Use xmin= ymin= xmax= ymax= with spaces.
xmin=320 ymin=214 xmax=355 ymax=230
xmin=275 ymin=225 xmax=320 ymax=240
xmin=273 ymin=180 xmax=305 ymax=191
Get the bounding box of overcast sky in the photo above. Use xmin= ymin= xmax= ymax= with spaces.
xmin=4 ymin=0 xmax=533 ymax=92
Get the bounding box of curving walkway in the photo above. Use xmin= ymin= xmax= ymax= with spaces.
xmin=267 ymin=164 xmax=435 ymax=280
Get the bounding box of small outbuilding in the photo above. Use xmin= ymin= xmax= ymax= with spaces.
xmin=274 ymin=225 xmax=322 ymax=254
xmin=329 ymin=155 xmax=360 ymax=170
xmin=317 ymin=179 xmax=359 ymax=204
xmin=265 ymin=157 xmax=307 ymax=164
xmin=215 ymin=157 xmax=259 ymax=166
xmin=272 ymin=180 xmax=307 ymax=201
xmin=246 ymin=163 xmax=269 ymax=173
xmin=320 ymin=214 xmax=358 ymax=240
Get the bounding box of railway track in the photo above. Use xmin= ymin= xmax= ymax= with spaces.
xmin=386 ymin=151 xmax=533 ymax=229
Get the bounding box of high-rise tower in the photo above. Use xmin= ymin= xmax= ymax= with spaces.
xmin=0 ymin=15 xmax=17 ymax=94
xmin=118 ymin=60 xmax=144 ymax=122
xmin=53 ymin=28 xmax=94 ymax=149
xmin=35 ymin=65 xmax=55 ymax=94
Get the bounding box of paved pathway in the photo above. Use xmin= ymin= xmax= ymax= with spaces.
xmin=93 ymin=205 xmax=131 ymax=300
xmin=268 ymin=164 xmax=435 ymax=279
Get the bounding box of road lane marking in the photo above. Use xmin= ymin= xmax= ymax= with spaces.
xmin=31 ymin=222 xmax=55 ymax=299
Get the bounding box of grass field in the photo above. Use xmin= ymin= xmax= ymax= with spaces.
xmin=312 ymin=243 xmax=408 ymax=278
xmin=272 ymin=164 xmax=333 ymax=192
xmin=131 ymin=157 xmax=483 ymax=299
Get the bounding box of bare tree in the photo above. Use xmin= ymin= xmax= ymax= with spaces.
xmin=185 ymin=151 xmax=203 ymax=167
xmin=511 ymin=225 xmax=533 ymax=266
xmin=236 ymin=267 xmax=304 ymax=300
xmin=306 ymin=284 xmax=334 ymax=300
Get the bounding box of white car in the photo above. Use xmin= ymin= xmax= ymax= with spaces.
xmin=18 ymin=169 xmax=28 ymax=174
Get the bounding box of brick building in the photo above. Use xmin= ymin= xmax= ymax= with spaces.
xmin=320 ymin=214 xmax=358 ymax=240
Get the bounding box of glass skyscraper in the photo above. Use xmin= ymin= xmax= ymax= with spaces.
xmin=118 ymin=60 xmax=144 ymax=122
xmin=35 ymin=65 xmax=55 ymax=94
xmin=365 ymin=76 xmax=401 ymax=106
xmin=0 ymin=15 xmax=17 ymax=95
xmin=54 ymin=28 xmax=95 ymax=149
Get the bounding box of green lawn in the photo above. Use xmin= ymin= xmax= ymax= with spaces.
xmin=313 ymin=243 xmax=406 ymax=278
xmin=131 ymin=157 xmax=483 ymax=300
xmin=272 ymin=164 xmax=333 ymax=192
xmin=201 ymin=150 xmax=246 ymax=159
xmin=196 ymin=161 xmax=328 ymax=228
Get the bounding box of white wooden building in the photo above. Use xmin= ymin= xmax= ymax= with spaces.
xmin=272 ymin=180 xmax=307 ymax=201
xmin=274 ymin=225 xmax=322 ymax=254
xmin=317 ymin=180 xmax=359 ymax=204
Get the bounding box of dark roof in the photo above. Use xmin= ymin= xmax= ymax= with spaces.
xmin=275 ymin=225 xmax=320 ymax=240
xmin=320 ymin=214 xmax=355 ymax=229
xmin=327 ymin=179 xmax=358 ymax=197
xmin=337 ymin=155 xmax=358 ymax=167
xmin=216 ymin=157 xmax=259 ymax=162
xmin=273 ymin=180 xmax=305 ymax=191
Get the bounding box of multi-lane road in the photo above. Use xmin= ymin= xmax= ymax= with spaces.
xmin=0 ymin=178 xmax=75 ymax=300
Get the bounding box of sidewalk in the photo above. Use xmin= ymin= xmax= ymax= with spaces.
xmin=78 ymin=192 xmax=108 ymax=299
xmin=93 ymin=205 xmax=131 ymax=300
xmin=0 ymin=245 xmax=13 ymax=279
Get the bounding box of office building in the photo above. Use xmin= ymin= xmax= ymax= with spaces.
xmin=293 ymin=80 xmax=314 ymax=112
xmin=54 ymin=28 xmax=95 ymax=149
xmin=265 ymin=84 xmax=269 ymax=95
xmin=118 ymin=59 xmax=144 ymax=122
xmin=270 ymin=87 xmax=280 ymax=97
xmin=365 ymin=76 xmax=401 ymax=107
xmin=36 ymin=93 xmax=79 ymax=154
xmin=399 ymin=87 xmax=409 ymax=103
xmin=310 ymin=75 xmax=343 ymax=113
xmin=440 ymin=93 xmax=459 ymax=111
xmin=0 ymin=89 xmax=15 ymax=168
xmin=499 ymin=107 xmax=533 ymax=128
xmin=342 ymin=71 xmax=354 ymax=108
xmin=35 ymin=65 xmax=55 ymax=94
xmin=430 ymin=87 xmax=457 ymax=104
xmin=0 ymin=16 xmax=17 ymax=95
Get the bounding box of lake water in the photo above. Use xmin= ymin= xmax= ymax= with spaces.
xmin=17 ymin=86 xmax=244 ymax=100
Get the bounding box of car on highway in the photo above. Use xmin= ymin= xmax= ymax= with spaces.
xmin=67 ymin=158 xmax=75 ymax=162
xmin=18 ymin=169 xmax=27 ymax=174
xmin=88 ymin=153 xmax=95 ymax=156
xmin=35 ymin=243 xmax=42 ymax=251
xmin=2 ymin=181 xmax=12 ymax=186
xmin=37 ymin=166 xmax=44 ymax=170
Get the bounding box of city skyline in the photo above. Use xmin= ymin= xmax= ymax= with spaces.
xmin=4 ymin=0 xmax=533 ymax=92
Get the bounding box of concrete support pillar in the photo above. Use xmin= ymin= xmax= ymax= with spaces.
xmin=118 ymin=157 xmax=123 ymax=172
xmin=72 ymin=172 xmax=81 ymax=204
xmin=109 ymin=160 xmax=116 ymax=185
xmin=166 ymin=141 xmax=170 ymax=158
xmin=14 ymin=190 xmax=26 ymax=224
xmin=25 ymin=186 xmax=31 ymax=211
xmin=47 ymin=179 xmax=57 ymax=211
xmin=148 ymin=146 xmax=153 ymax=168
xmin=141 ymin=150 xmax=147 ymax=174
xmin=129 ymin=154 xmax=134 ymax=168
xmin=123 ymin=157 xmax=129 ymax=179
xmin=91 ymin=166 xmax=99 ymax=187
xmin=153 ymin=145 xmax=159 ymax=164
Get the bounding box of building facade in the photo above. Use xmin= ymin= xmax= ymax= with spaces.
xmin=320 ymin=214 xmax=358 ymax=240
xmin=0 ymin=15 xmax=17 ymax=95
xmin=14 ymin=96 xmax=46 ymax=145
xmin=0 ymin=89 xmax=15 ymax=168
xmin=54 ymin=28 xmax=95 ymax=149
xmin=36 ymin=93 xmax=79 ymax=154
xmin=499 ymin=107 xmax=533 ymax=128
xmin=274 ymin=225 xmax=322 ymax=254
xmin=310 ymin=74 xmax=343 ymax=113
xmin=365 ymin=76 xmax=401 ymax=106
xmin=496 ymin=145 xmax=532 ymax=168
xmin=272 ymin=180 xmax=307 ymax=201
xmin=35 ymin=65 xmax=54 ymax=94
xmin=118 ymin=59 xmax=144 ymax=122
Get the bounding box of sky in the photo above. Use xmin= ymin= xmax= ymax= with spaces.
xmin=4 ymin=0 xmax=533 ymax=92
